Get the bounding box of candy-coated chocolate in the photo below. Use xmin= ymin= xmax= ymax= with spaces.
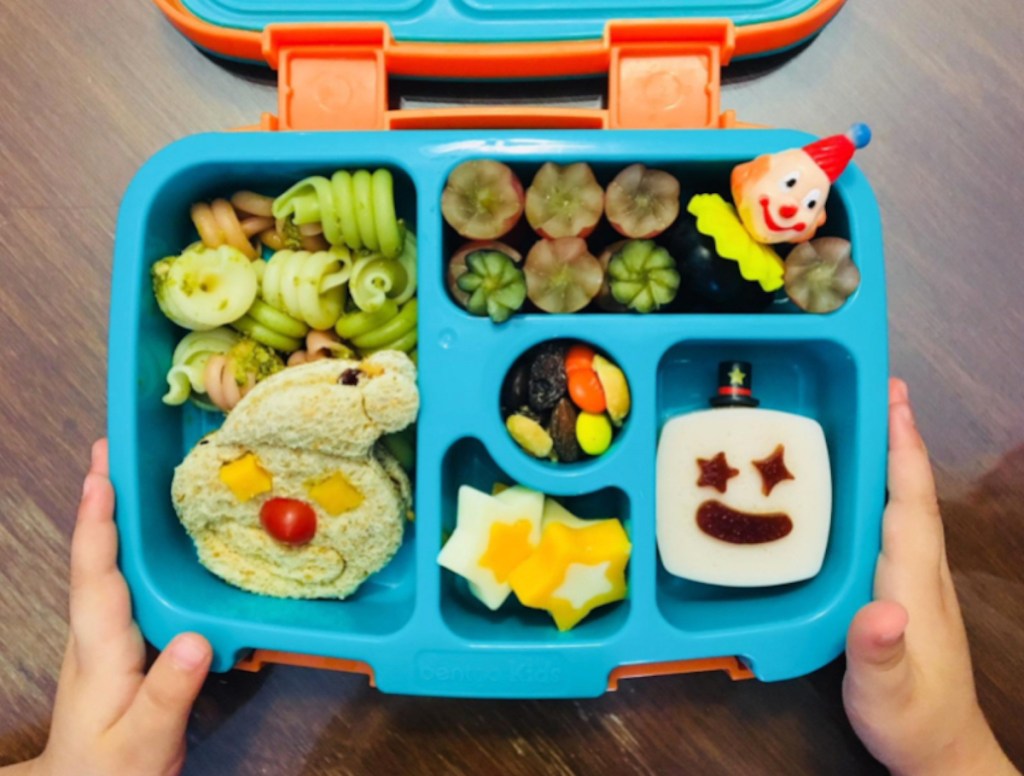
xmin=568 ymin=369 xmax=606 ymax=414
xmin=564 ymin=344 xmax=596 ymax=375
xmin=576 ymin=412 xmax=613 ymax=456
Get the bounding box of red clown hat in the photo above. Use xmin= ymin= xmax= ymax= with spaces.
xmin=802 ymin=124 xmax=872 ymax=182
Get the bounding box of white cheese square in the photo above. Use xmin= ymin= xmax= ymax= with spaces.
xmin=656 ymin=407 xmax=832 ymax=587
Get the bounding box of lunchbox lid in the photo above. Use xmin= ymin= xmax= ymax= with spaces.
xmin=177 ymin=0 xmax=822 ymax=44
xmin=154 ymin=0 xmax=849 ymax=132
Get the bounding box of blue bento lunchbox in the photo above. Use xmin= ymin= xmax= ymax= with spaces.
xmin=108 ymin=0 xmax=886 ymax=699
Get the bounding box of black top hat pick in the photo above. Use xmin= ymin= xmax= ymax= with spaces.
xmin=710 ymin=360 xmax=760 ymax=408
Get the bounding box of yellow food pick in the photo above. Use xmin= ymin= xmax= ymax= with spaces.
xmin=509 ymin=519 xmax=631 ymax=631
xmin=479 ymin=520 xmax=535 ymax=584
xmin=308 ymin=472 xmax=364 ymax=516
xmin=219 ymin=453 xmax=273 ymax=502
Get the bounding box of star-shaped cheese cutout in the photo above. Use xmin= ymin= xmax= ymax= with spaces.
xmin=509 ymin=519 xmax=631 ymax=631
xmin=753 ymin=444 xmax=795 ymax=496
xmin=437 ymin=485 xmax=543 ymax=610
xmin=552 ymin=562 xmax=613 ymax=608
xmin=478 ymin=520 xmax=534 ymax=584
xmin=697 ymin=452 xmax=739 ymax=493
xmin=728 ymin=366 xmax=747 ymax=386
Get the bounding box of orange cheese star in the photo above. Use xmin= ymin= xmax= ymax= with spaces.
xmin=509 ymin=518 xmax=631 ymax=631
xmin=479 ymin=519 xmax=534 ymax=584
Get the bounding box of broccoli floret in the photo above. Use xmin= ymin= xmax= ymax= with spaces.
xmin=227 ymin=339 xmax=284 ymax=387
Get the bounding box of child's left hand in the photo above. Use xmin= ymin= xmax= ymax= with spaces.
xmin=14 ymin=439 xmax=212 ymax=776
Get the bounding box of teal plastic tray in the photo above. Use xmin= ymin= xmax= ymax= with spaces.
xmin=108 ymin=129 xmax=887 ymax=698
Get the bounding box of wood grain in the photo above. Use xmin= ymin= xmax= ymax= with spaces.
xmin=1 ymin=0 xmax=1022 ymax=773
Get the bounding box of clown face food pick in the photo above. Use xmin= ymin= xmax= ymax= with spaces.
xmin=732 ymin=124 xmax=872 ymax=245
xmin=669 ymin=125 xmax=870 ymax=313
xmin=656 ymin=361 xmax=832 ymax=587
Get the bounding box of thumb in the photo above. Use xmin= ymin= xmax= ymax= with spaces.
xmin=116 ymin=633 xmax=212 ymax=763
xmin=844 ymin=601 xmax=911 ymax=701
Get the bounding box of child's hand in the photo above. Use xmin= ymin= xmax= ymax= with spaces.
xmin=20 ymin=439 xmax=212 ymax=776
xmin=843 ymin=380 xmax=1018 ymax=775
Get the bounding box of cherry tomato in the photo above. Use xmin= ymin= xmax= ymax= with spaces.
xmin=568 ymin=368 xmax=606 ymax=414
xmin=260 ymin=498 xmax=317 ymax=545
xmin=564 ymin=344 xmax=596 ymax=375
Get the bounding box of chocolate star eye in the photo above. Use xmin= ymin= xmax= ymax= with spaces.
xmin=697 ymin=452 xmax=739 ymax=493
xmin=752 ymin=445 xmax=795 ymax=496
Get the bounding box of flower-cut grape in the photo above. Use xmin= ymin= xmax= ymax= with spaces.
xmin=605 ymin=164 xmax=681 ymax=238
xmin=524 ymin=238 xmax=603 ymax=314
xmin=784 ymin=237 xmax=861 ymax=314
xmin=442 ymin=160 xmax=525 ymax=240
xmin=525 ymin=162 xmax=604 ymax=239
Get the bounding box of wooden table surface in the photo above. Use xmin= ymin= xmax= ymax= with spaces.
xmin=1 ymin=1 xmax=1022 ymax=773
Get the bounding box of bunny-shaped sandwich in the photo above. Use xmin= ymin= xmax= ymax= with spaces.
xmin=172 ymin=350 xmax=419 ymax=599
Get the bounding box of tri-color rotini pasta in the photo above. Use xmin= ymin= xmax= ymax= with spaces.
xmin=232 ymin=298 xmax=309 ymax=353
xmin=335 ymin=299 xmax=418 ymax=356
xmin=261 ymin=247 xmax=353 ymax=330
xmin=203 ymin=339 xmax=284 ymax=413
xmin=273 ymin=169 xmax=403 ymax=258
xmin=163 ymin=327 xmax=241 ymax=406
xmin=154 ymin=168 xmax=419 ymax=417
xmin=287 ymin=330 xmax=355 ymax=366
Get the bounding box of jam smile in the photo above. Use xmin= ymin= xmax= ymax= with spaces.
xmin=696 ymin=500 xmax=793 ymax=544
xmin=759 ymin=197 xmax=806 ymax=234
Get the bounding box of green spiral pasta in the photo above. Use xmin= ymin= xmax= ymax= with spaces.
xmin=348 ymin=232 xmax=418 ymax=312
xmin=272 ymin=169 xmax=403 ymax=259
xmin=261 ymin=247 xmax=352 ymax=331
xmin=163 ymin=327 xmax=241 ymax=406
xmin=231 ymin=298 xmax=309 ymax=353
xmin=335 ymin=299 xmax=417 ymax=356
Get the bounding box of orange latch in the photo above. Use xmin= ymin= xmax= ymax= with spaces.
xmin=236 ymin=649 xmax=377 ymax=686
xmin=261 ymin=20 xmax=736 ymax=131
xmin=607 ymin=656 xmax=754 ymax=690
xmin=606 ymin=20 xmax=734 ymax=129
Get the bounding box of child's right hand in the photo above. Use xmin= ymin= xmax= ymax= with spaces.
xmin=8 ymin=440 xmax=213 ymax=776
xmin=843 ymin=380 xmax=1018 ymax=775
